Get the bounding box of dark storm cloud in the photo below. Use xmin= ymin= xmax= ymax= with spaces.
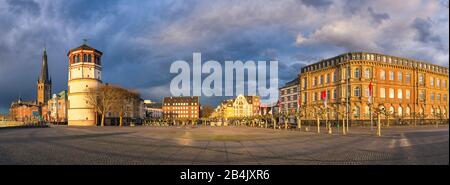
xmin=368 ymin=7 xmax=390 ymax=24
xmin=412 ymin=18 xmax=443 ymax=48
xmin=300 ymin=0 xmax=333 ymax=8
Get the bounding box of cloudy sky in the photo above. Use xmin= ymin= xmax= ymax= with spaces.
xmin=0 ymin=0 xmax=448 ymax=113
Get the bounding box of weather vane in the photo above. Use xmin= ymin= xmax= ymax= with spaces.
xmin=83 ymin=38 xmax=88 ymax=45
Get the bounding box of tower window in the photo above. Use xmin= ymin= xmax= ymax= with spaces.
xmin=83 ymin=54 xmax=87 ymax=62
xmin=88 ymin=55 xmax=92 ymax=62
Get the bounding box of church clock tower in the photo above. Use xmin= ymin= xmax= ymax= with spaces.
xmin=37 ymin=48 xmax=52 ymax=106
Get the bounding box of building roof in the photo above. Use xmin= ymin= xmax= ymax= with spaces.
xmin=244 ymin=96 xmax=259 ymax=104
xmin=67 ymin=44 xmax=103 ymax=56
xmin=301 ymin=51 xmax=449 ymax=75
xmin=145 ymin=102 xmax=162 ymax=109
xmin=280 ymin=77 xmax=299 ymax=89
xmin=163 ymin=96 xmax=200 ymax=104
xmin=58 ymin=90 xmax=67 ymax=98
xmin=38 ymin=48 xmax=51 ymax=84
xmin=10 ymin=99 xmax=37 ymax=108
xmin=219 ymin=96 xmax=259 ymax=106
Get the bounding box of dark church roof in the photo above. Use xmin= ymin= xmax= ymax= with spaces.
xmin=38 ymin=48 xmax=51 ymax=84
xmin=67 ymin=44 xmax=103 ymax=56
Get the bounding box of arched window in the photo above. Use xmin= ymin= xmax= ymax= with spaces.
xmin=389 ymin=88 xmax=394 ymax=99
xmin=398 ymin=89 xmax=403 ymax=99
xmin=380 ymin=87 xmax=386 ymax=98
xmin=436 ymin=107 xmax=441 ymax=114
xmin=354 ymin=106 xmax=360 ymax=117
xmin=72 ymin=55 xmax=76 ymax=63
xmin=365 ymin=105 xmax=370 ymax=117
xmin=398 ymin=107 xmax=403 ymax=116
xmin=364 ymin=68 xmax=371 ymax=79
xmin=354 ymin=87 xmax=361 ymax=97
xmin=88 ymin=55 xmax=92 ymax=62
xmin=389 ymin=106 xmax=394 ymax=114
xmin=83 ymin=54 xmax=87 ymax=62
xmin=76 ymin=55 xmax=80 ymax=63
xmin=405 ymin=73 xmax=411 ymax=83
xmin=431 ymin=107 xmax=435 ymax=116
xmin=333 ymin=71 xmax=338 ymax=82
xmin=354 ymin=68 xmax=361 ymax=78
xmin=419 ymin=107 xmax=424 ymax=114
xmin=380 ymin=70 xmax=386 ymax=80
xmin=406 ymin=106 xmax=411 ymax=116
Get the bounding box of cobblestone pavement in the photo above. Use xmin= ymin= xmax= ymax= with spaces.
xmin=0 ymin=125 xmax=448 ymax=165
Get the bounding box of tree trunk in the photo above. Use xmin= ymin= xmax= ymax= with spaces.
xmin=342 ymin=116 xmax=346 ymax=135
xmin=101 ymin=113 xmax=105 ymax=127
xmin=119 ymin=114 xmax=123 ymax=127
xmin=317 ymin=117 xmax=320 ymax=133
xmin=272 ymin=118 xmax=276 ymax=130
xmin=377 ymin=114 xmax=381 ymax=136
xmin=284 ymin=118 xmax=288 ymax=130
xmin=328 ymin=121 xmax=332 ymax=134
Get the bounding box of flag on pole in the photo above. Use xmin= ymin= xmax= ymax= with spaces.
xmin=321 ymin=90 xmax=327 ymax=107
xmin=368 ymin=80 xmax=373 ymax=104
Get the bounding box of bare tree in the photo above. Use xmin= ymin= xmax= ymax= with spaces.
xmin=112 ymin=87 xmax=140 ymax=127
xmin=85 ymin=84 xmax=121 ymax=127
xmin=200 ymin=105 xmax=215 ymax=119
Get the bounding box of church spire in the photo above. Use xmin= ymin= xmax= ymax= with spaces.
xmin=38 ymin=47 xmax=50 ymax=84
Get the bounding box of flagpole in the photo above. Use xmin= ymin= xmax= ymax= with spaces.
xmin=346 ymin=63 xmax=350 ymax=133
xmin=370 ymin=80 xmax=373 ymax=131
xmin=370 ymin=103 xmax=373 ymax=131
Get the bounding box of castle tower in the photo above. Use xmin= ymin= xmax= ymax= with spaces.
xmin=37 ymin=48 xmax=52 ymax=106
xmin=67 ymin=42 xmax=103 ymax=126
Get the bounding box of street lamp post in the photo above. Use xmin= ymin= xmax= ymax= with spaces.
xmin=377 ymin=112 xmax=381 ymax=136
